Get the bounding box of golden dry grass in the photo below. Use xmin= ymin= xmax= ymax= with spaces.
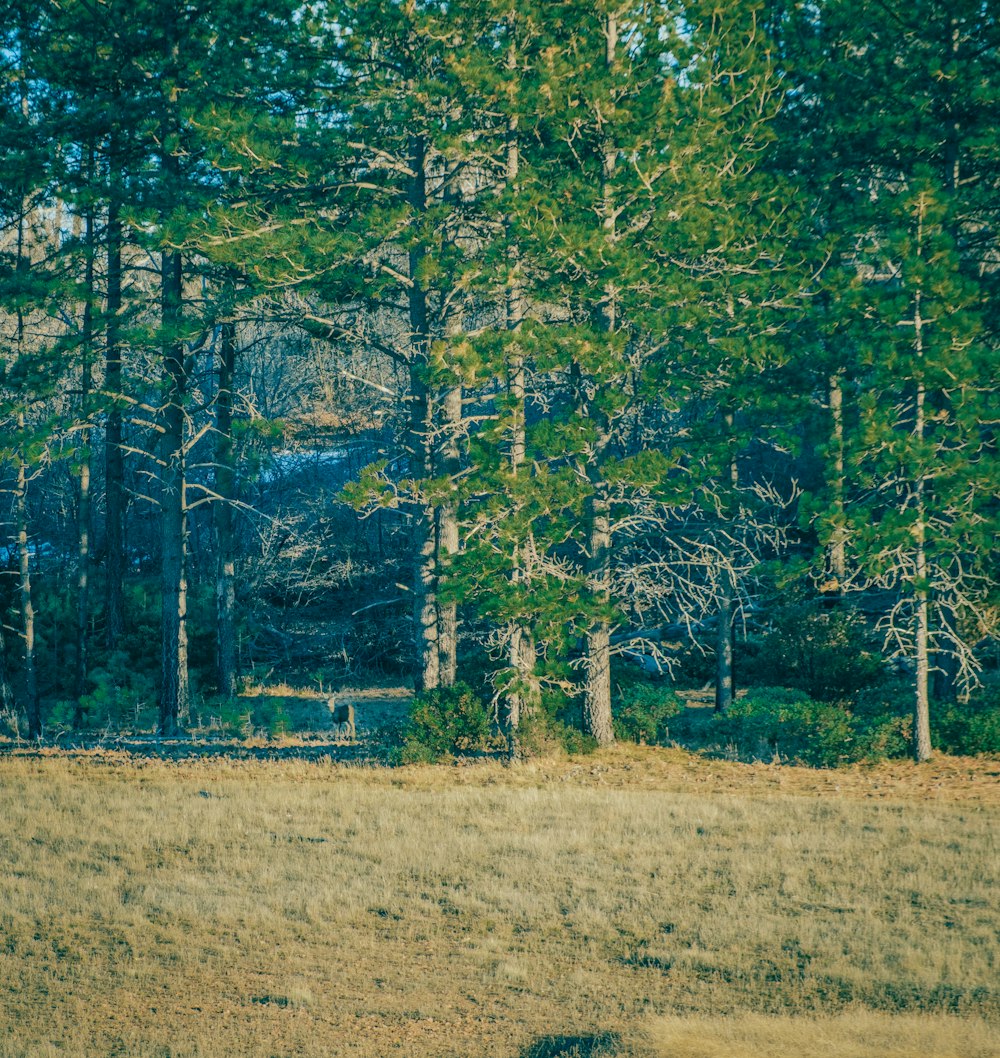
xmin=643 ymin=1011 xmax=999 ymax=1058
xmin=0 ymin=751 xmax=996 ymax=1057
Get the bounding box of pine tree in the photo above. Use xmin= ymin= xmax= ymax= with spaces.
xmin=792 ymin=0 xmax=1000 ymax=760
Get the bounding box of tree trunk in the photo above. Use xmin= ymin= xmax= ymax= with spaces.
xmin=715 ymin=426 xmax=739 ymax=713
xmin=714 ymin=571 xmax=736 ymax=714
xmin=407 ymin=133 xmax=440 ymax=694
xmin=104 ymin=198 xmax=125 ymax=649
xmin=912 ymin=289 xmax=932 ymax=762
xmin=17 ymin=425 xmax=40 ymax=740
xmin=214 ymin=320 xmax=237 ymax=697
xmin=159 ymin=248 xmax=189 ymax=735
xmin=500 ymin=60 xmax=537 ymax=758
xmin=827 ymin=370 xmax=847 ymax=588
xmin=14 ymin=196 xmax=39 ymax=739
xmin=0 ymin=625 xmax=14 ymax=720
xmin=504 ymin=359 xmax=539 ymax=758
xmin=914 ymin=569 xmax=932 ymax=762
xmin=74 ymin=208 xmax=96 ymax=724
xmin=436 ymin=382 xmax=461 ymax=687
xmin=582 ymin=484 xmax=614 ymax=745
xmin=580 ymin=12 xmax=619 ymax=746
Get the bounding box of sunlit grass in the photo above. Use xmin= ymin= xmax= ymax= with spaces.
xmin=0 ymin=756 xmax=996 ymax=1056
xmin=643 ymin=1011 xmax=998 ymax=1058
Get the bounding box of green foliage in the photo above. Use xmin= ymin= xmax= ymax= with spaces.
xmin=847 ymin=684 xmax=914 ymax=761
xmin=266 ymin=700 xmax=291 ymax=738
xmin=749 ymin=602 xmax=885 ymax=703
xmin=77 ymin=654 xmax=159 ymax=732
xmin=933 ymin=683 xmax=1000 ymax=757
xmin=712 ymin=679 xmax=972 ymax=767
xmin=613 ymin=682 xmax=681 ymax=746
xmin=714 ymin=688 xmax=855 ymax=768
xmin=402 ymin=682 xmax=496 ymax=762
xmin=517 ymin=708 xmax=600 ymax=759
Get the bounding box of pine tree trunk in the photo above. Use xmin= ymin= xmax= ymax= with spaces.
xmin=410 ymin=365 xmax=439 ymax=694
xmin=436 ymin=382 xmax=461 ymax=687
xmin=14 ymin=198 xmax=39 ymax=739
xmin=914 ymin=571 xmax=932 ymax=763
xmin=407 ymin=133 xmax=440 ymax=694
xmin=828 ymin=371 xmax=847 ymax=588
xmin=504 ymin=359 xmax=539 ymax=759
xmin=912 ymin=359 xmax=932 ymax=760
xmin=17 ymin=429 xmax=40 ymax=741
xmin=214 ymin=321 xmax=237 ymax=698
xmin=579 ymin=12 xmax=619 ymax=747
xmin=501 ymin=72 xmax=537 ymax=758
xmin=714 ymin=571 xmax=735 ymax=714
xmin=159 ymin=249 xmax=189 ymax=735
xmin=74 ymin=209 xmax=96 ymax=724
xmin=104 ymin=198 xmax=125 ymax=650
xmin=583 ymin=485 xmax=614 ymax=745
xmin=912 ymin=282 xmax=932 ymax=763
xmin=0 ymin=625 xmax=13 ymax=720
xmin=432 ymin=159 xmax=467 ymax=689
xmin=715 ymin=429 xmax=739 ymax=713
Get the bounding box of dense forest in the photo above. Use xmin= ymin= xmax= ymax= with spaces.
xmin=0 ymin=0 xmax=997 ymax=763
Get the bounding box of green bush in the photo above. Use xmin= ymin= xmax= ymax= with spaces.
xmin=714 ymin=687 xmax=855 ymax=768
xmin=77 ymin=653 xmax=159 ymax=731
xmin=849 ymin=684 xmax=913 ymax=761
xmin=933 ymin=683 xmax=1000 ymax=756
xmin=516 ymin=708 xmax=599 ymax=757
xmin=613 ymin=683 xmax=681 ymax=745
xmin=748 ymin=602 xmax=884 ymax=703
xmin=402 ymin=682 xmax=496 ymax=761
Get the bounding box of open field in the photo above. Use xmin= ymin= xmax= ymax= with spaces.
xmin=0 ymin=751 xmax=997 ymax=1057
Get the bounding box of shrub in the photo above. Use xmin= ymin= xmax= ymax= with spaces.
xmin=714 ymin=687 xmax=855 ymax=768
xmin=933 ymin=683 xmax=1000 ymax=756
xmin=517 ymin=708 xmax=599 ymax=757
xmin=850 ymin=684 xmax=913 ymax=761
xmin=613 ymin=683 xmax=681 ymax=745
xmin=402 ymin=682 xmax=496 ymax=761
xmin=748 ymin=602 xmax=884 ymax=703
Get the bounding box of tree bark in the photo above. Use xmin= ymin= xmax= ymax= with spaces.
xmin=14 ymin=196 xmax=39 ymax=739
xmin=17 ymin=421 xmax=40 ymax=740
xmin=827 ymin=370 xmax=847 ymax=588
xmin=583 ymin=483 xmax=614 ymax=745
xmin=0 ymin=625 xmax=13 ymax=720
xmin=714 ymin=570 xmax=736 ymax=714
xmin=912 ymin=288 xmax=932 ymax=762
xmin=714 ymin=421 xmax=739 ymax=714
xmin=74 ymin=207 xmax=96 ymax=724
xmin=502 ymin=46 xmax=541 ymax=757
xmin=580 ymin=12 xmax=619 ymax=746
xmin=436 ymin=381 xmax=461 ymax=688
xmin=504 ymin=356 xmax=539 ymax=757
xmin=158 ymin=248 xmax=189 ymax=735
xmin=214 ymin=320 xmax=237 ymax=697
xmin=407 ymin=133 xmax=439 ymax=693
xmin=104 ymin=197 xmax=126 ymax=650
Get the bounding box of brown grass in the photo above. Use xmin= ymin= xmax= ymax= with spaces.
xmin=0 ymin=751 xmax=996 ymax=1057
xmin=643 ymin=1011 xmax=999 ymax=1058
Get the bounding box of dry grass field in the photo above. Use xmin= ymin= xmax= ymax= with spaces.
xmin=0 ymin=749 xmax=997 ymax=1057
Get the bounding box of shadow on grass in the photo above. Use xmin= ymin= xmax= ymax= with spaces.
xmin=519 ymin=1033 xmax=623 ymax=1058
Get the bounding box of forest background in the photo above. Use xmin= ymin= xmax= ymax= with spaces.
xmin=0 ymin=0 xmax=997 ymax=765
